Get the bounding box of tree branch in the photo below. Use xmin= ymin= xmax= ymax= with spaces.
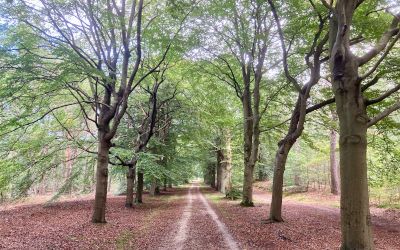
xmin=358 ymin=16 xmax=400 ymax=66
xmin=368 ymin=101 xmax=400 ymax=127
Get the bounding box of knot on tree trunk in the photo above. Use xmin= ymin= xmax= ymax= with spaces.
xmin=356 ymin=114 xmax=369 ymax=124
xmin=340 ymin=135 xmax=366 ymax=145
xmin=103 ymin=168 xmax=108 ymax=177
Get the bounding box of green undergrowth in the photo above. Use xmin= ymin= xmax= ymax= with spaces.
xmin=370 ymin=186 xmax=400 ymax=209
xmin=284 ymin=192 xmax=340 ymax=208
xmin=116 ymin=230 xmax=134 ymax=250
xmin=203 ymin=192 xmax=226 ymax=203
xmin=376 ymin=203 xmax=400 ymax=209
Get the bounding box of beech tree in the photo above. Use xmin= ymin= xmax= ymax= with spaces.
xmin=267 ymin=0 xmax=333 ymax=222
xmin=137 ymin=92 xmax=176 ymax=200
xmin=328 ymin=0 xmax=400 ymax=248
xmin=199 ymin=0 xmax=284 ymax=206
xmin=215 ymin=130 xmax=233 ymax=194
xmin=108 ymin=65 xmax=177 ymax=207
xmin=6 ymin=0 xmax=177 ymax=223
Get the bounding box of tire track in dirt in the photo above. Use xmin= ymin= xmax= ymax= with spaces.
xmin=159 ymin=185 xmax=193 ymax=250
xmin=161 ymin=183 xmax=238 ymax=250
xmin=197 ymin=186 xmax=239 ymax=250
xmin=172 ymin=185 xmax=193 ymax=250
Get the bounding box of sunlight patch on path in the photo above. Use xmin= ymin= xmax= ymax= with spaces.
xmin=197 ymin=187 xmax=239 ymax=250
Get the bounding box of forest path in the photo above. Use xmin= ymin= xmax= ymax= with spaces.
xmin=160 ymin=183 xmax=239 ymax=250
xmin=1 ymin=184 xmax=399 ymax=249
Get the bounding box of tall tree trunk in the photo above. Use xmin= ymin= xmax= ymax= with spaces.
xmin=91 ymin=138 xmax=110 ymax=223
xmin=241 ymin=83 xmax=255 ymax=206
xmin=216 ymin=148 xmax=223 ymax=191
xmin=64 ymin=144 xmax=73 ymax=194
xmin=241 ymin=163 xmax=254 ymax=206
xmin=330 ymin=112 xmax=340 ymax=195
xmin=267 ymin=0 xmax=328 ymax=223
xmin=336 ymin=88 xmax=372 ymax=249
xmin=216 ymin=166 xmax=220 ymax=191
xmin=168 ymin=180 xmax=172 ymax=188
xmin=217 ymin=131 xmax=233 ymax=194
xmin=269 ymin=142 xmax=293 ymax=222
xmin=333 ymin=68 xmax=373 ymax=249
xmin=217 ymin=148 xmax=226 ymax=193
xmin=135 ymin=172 xmax=144 ymax=203
xmin=108 ymin=173 xmax=112 ymax=192
xmin=224 ymin=131 xmax=233 ymax=193
xmin=150 ymin=179 xmax=157 ymax=196
xmin=330 ymin=2 xmax=373 ymax=248
xmin=268 ymin=94 xmax=307 ymax=222
xmin=209 ymin=164 xmax=216 ymax=188
xmin=205 ymin=163 xmax=216 ymax=188
xmin=219 ymin=163 xmax=227 ymax=194
xmin=39 ymin=173 xmax=46 ymax=195
xmin=293 ymin=142 xmax=301 ymax=186
xmin=125 ymin=166 xmax=135 ymax=207
xmin=163 ymin=177 xmax=167 ymax=191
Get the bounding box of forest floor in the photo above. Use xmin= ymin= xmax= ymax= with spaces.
xmin=0 ymin=183 xmax=399 ymax=249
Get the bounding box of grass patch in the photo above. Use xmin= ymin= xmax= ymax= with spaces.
xmin=204 ymin=192 xmax=225 ymax=203
xmin=370 ymin=186 xmax=400 ymax=210
xmin=377 ymin=203 xmax=400 ymax=209
xmin=285 ymin=192 xmax=340 ymax=208
xmin=162 ymin=195 xmax=184 ymax=202
xmin=115 ymin=230 xmax=134 ymax=250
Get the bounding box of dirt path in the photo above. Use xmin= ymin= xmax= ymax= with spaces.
xmin=1 ymin=185 xmax=398 ymax=249
xmin=160 ymin=183 xmax=239 ymax=250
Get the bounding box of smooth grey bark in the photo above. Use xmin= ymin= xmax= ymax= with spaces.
xmin=269 ymin=140 xmax=294 ymax=222
xmin=223 ymin=131 xmax=233 ymax=193
xmin=330 ymin=111 xmax=339 ymax=195
xmin=216 ymin=147 xmax=224 ymax=191
xmin=225 ymin=3 xmax=266 ymax=207
xmin=241 ymin=85 xmax=254 ymax=205
xmin=92 ymin=137 xmax=111 ymax=223
xmin=150 ymin=179 xmax=159 ymax=196
xmin=216 ymin=132 xmax=233 ymax=194
xmin=241 ymin=70 xmax=261 ymax=207
xmin=108 ymin=173 xmax=112 ymax=192
xmin=64 ymin=139 xmax=75 ymax=194
xmin=329 ymin=1 xmax=375 ymax=248
xmin=267 ymin=0 xmax=328 ymax=222
xmin=125 ymin=165 xmax=136 ymax=207
xmin=219 ymin=157 xmax=228 ymax=193
xmin=150 ymin=181 xmax=156 ymax=196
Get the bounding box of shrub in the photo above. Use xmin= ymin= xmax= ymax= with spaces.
xmin=225 ymin=187 xmax=242 ymax=200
